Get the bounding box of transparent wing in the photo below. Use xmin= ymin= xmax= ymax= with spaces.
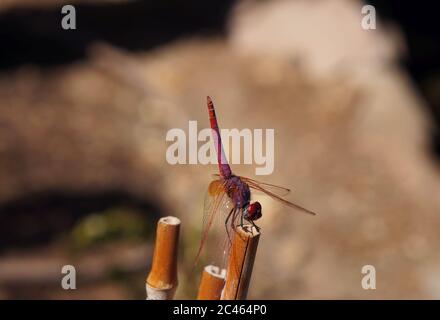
xmin=194 ymin=179 xmax=238 ymax=268
xmin=212 ymin=174 xmax=291 ymax=196
xmin=245 ymin=179 xmax=317 ymax=216
xmin=239 ymin=176 xmax=291 ymax=196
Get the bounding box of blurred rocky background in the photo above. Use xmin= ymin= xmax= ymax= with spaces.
xmin=0 ymin=0 xmax=439 ymax=299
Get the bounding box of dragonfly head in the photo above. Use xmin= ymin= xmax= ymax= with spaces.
xmin=244 ymin=201 xmax=262 ymax=221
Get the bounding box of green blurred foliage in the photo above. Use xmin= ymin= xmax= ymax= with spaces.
xmin=70 ymin=207 xmax=151 ymax=251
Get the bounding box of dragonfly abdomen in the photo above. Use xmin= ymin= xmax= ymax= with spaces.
xmin=206 ymin=96 xmax=232 ymax=179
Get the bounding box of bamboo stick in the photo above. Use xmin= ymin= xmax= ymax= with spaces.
xmin=197 ymin=265 xmax=226 ymax=300
xmin=221 ymin=225 xmax=260 ymax=300
xmin=146 ymin=216 xmax=180 ymax=300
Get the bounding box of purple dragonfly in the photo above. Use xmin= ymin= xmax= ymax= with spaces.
xmin=195 ymin=96 xmax=316 ymax=265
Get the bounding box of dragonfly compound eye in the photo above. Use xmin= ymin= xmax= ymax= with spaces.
xmin=245 ymin=202 xmax=262 ymax=221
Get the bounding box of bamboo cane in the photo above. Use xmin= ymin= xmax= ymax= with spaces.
xmin=146 ymin=216 xmax=180 ymax=300
xmin=197 ymin=265 xmax=226 ymax=300
xmin=221 ymin=224 xmax=260 ymax=300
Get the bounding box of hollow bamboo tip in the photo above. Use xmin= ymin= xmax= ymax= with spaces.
xmin=221 ymin=224 xmax=260 ymax=300
xmin=146 ymin=216 xmax=180 ymax=297
xmin=237 ymin=224 xmax=260 ymax=239
xmin=197 ymin=265 xmax=226 ymax=300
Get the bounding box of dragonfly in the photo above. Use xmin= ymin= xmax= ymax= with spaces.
xmin=195 ymin=96 xmax=316 ymax=267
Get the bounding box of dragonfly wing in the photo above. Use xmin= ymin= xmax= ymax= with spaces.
xmin=238 ymin=176 xmax=291 ymax=196
xmin=246 ymin=180 xmax=316 ymax=215
xmin=195 ymin=179 xmax=237 ymax=268
xmin=212 ymin=174 xmax=291 ymax=196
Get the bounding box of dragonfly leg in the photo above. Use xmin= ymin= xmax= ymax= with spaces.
xmin=237 ymin=212 xmax=259 ymax=234
xmin=234 ymin=208 xmax=244 ymax=229
xmin=249 ymin=219 xmax=261 ymax=232
xmin=224 ymin=207 xmax=234 ymax=245
xmin=230 ymin=207 xmax=239 ymax=234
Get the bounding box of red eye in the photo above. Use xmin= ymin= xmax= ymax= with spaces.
xmin=247 ymin=202 xmax=262 ymax=220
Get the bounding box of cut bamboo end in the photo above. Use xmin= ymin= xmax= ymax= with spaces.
xmin=146 ymin=216 xmax=180 ymax=300
xmin=221 ymin=225 xmax=260 ymax=300
xmin=197 ymin=265 xmax=226 ymax=300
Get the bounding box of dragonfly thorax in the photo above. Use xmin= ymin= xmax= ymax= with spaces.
xmin=224 ymin=175 xmax=251 ymax=209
